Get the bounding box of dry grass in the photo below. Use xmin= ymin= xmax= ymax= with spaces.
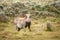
xmin=0 ymin=18 xmax=60 ymax=40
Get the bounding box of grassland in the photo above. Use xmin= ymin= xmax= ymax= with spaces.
xmin=0 ymin=17 xmax=60 ymax=40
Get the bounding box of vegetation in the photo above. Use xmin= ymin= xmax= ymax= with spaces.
xmin=0 ymin=0 xmax=60 ymax=40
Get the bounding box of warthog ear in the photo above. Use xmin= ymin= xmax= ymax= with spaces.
xmin=25 ymin=16 xmax=27 ymax=19
xmin=24 ymin=14 xmax=27 ymax=18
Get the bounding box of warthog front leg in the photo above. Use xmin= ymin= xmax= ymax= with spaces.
xmin=25 ymin=22 xmax=31 ymax=31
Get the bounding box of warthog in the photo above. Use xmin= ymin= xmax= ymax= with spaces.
xmin=42 ymin=20 xmax=52 ymax=31
xmin=13 ymin=14 xmax=31 ymax=31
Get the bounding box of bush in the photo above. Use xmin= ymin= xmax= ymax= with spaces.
xmin=0 ymin=14 xmax=9 ymax=23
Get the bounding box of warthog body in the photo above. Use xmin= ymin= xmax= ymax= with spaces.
xmin=14 ymin=17 xmax=26 ymax=31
